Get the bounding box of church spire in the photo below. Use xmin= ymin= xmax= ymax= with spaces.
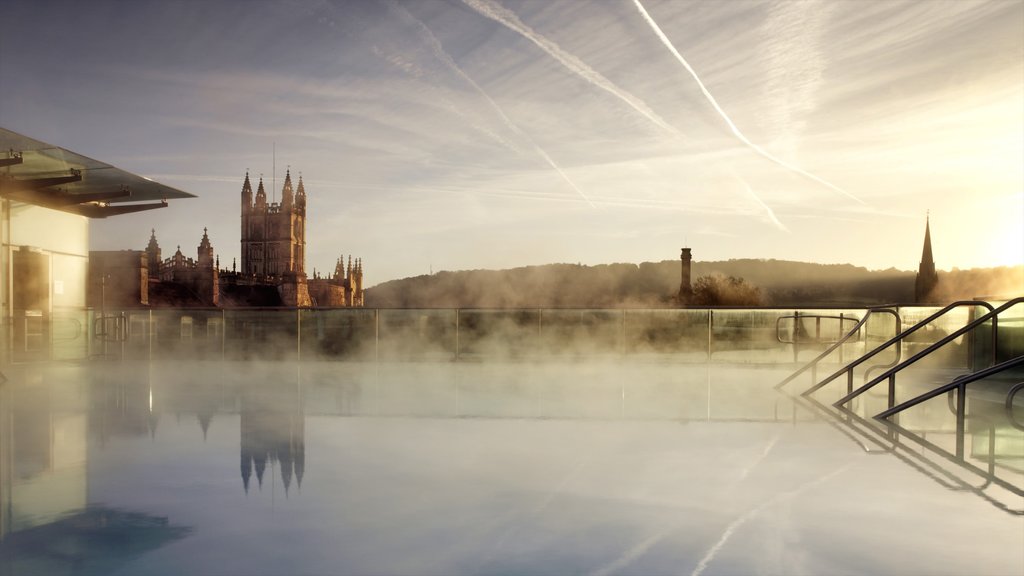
xmin=915 ymin=213 xmax=939 ymax=303
xmin=920 ymin=213 xmax=933 ymax=265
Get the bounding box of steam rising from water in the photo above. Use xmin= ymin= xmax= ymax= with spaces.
xmin=632 ymin=0 xmax=864 ymax=204
xmin=389 ymin=2 xmax=596 ymax=208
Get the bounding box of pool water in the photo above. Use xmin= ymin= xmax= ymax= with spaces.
xmin=1 ymin=360 xmax=1022 ymax=575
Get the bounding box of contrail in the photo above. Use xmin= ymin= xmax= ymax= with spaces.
xmin=632 ymin=0 xmax=863 ymax=204
xmin=734 ymin=433 xmax=781 ymax=483
xmin=390 ymin=1 xmax=596 ymax=207
xmin=461 ymin=0 xmax=679 ymax=135
xmin=737 ymin=177 xmax=790 ymax=233
xmin=690 ymin=464 xmax=851 ymax=576
xmin=371 ymin=44 xmax=523 ymax=154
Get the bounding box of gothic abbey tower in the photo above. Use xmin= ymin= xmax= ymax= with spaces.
xmin=240 ymin=170 xmax=306 ymax=278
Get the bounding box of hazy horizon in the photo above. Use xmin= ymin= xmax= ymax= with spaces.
xmin=2 ymin=0 xmax=1021 ymax=286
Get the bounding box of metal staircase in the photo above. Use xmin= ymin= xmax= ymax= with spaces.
xmin=778 ymin=297 xmax=1024 ymax=515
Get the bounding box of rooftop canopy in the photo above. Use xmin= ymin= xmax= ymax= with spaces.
xmin=0 ymin=127 xmax=194 ymax=218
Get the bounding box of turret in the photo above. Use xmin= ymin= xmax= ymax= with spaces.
xmin=198 ymin=227 xmax=214 ymax=268
xmin=296 ymin=174 xmax=306 ymax=212
xmin=281 ymin=169 xmax=294 ymax=208
xmin=145 ymin=229 xmax=162 ymax=279
xmin=354 ymin=258 xmax=364 ymax=304
xmin=241 ymin=171 xmax=253 ymax=210
xmin=254 ymin=177 xmax=268 ymax=211
xmin=334 ymin=256 xmax=345 ymax=281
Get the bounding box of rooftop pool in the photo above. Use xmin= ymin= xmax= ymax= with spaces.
xmin=1 ymin=358 xmax=1021 ymax=575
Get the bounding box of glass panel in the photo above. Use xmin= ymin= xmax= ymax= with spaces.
xmin=8 ymin=202 xmax=88 ymax=257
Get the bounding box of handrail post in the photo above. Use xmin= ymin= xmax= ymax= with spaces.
xmin=620 ymin=308 xmax=626 ymax=356
xmin=707 ymin=310 xmax=713 ymax=361
xmin=955 ymin=384 xmax=966 ymax=459
xmin=888 ymin=374 xmax=896 ymax=410
xmin=793 ymin=310 xmax=800 ymax=363
xmin=455 ymin=308 xmax=460 ymax=362
xmin=839 ymin=313 xmax=845 ymax=365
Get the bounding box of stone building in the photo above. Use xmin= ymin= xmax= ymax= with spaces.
xmin=88 ymin=171 xmax=365 ymax=309
xmin=308 ymin=256 xmax=364 ymax=307
xmin=238 ymin=170 xmax=310 ymax=306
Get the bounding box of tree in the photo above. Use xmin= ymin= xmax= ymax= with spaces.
xmin=690 ymin=274 xmax=762 ymax=306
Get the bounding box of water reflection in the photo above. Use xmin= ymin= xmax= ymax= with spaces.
xmin=240 ymin=387 xmax=305 ymax=495
xmin=0 ymin=366 xmax=190 ymax=574
xmin=1 ymin=361 xmax=1021 ymax=575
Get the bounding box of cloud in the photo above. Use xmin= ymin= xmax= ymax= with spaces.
xmin=632 ymin=0 xmax=862 ymax=204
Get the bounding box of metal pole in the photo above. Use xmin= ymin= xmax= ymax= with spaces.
xmin=839 ymin=313 xmax=845 ymax=365
xmin=792 ymin=310 xmax=799 ymax=363
xmin=621 ymin=308 xmax=626 ymax=356
xmin=455 ymin=308 xmax=460 ymax=362
xmin=100 ymin=274 xmax=107 ymax=359
xmin=955 ymin=384 xmax=966 ymax=459
xmin=707 ymin=310 xmax=713 ymax=361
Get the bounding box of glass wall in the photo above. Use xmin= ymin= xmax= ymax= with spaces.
xmin=1 ymin=200 xmax=90 ymax=363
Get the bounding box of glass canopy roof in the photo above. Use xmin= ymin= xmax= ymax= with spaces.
xmin=0 ymin=127 xmax=194 ymax=218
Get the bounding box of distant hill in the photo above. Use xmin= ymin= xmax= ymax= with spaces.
xmin=364 ymin=259 xmax=1024 ymax=308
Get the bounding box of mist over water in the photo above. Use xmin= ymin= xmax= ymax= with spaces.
xmin=3 ymin=322 xmax=1023 ymax=575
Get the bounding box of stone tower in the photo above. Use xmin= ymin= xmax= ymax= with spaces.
xmin=240 ymin=170 xmax=306 ymax=278
xmin=915 ymin=215 xmax=939 ymax=303
xmin=678 ymin=247 xmax=693 ymax=304
xmin=145 ymin=229 xmax=162 ymax=279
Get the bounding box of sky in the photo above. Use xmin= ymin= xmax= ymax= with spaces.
xmin=1 ymin=0 xmax=1022 ymax=286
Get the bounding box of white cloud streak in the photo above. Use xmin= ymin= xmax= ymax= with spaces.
xmin=632 ymin=0 xmax=864 ymax=205
xmin=737 ymin=176 xmax=789 ymax=233
xmin=461 ymin=0 xmax=679 ymax=135
xmin=389 ymin=1 xmax=596 ymax=207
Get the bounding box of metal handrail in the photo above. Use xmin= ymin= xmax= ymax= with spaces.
xmin=803 ymin=300 xmax=994 ymax=397
xmin=877 ymin=355 xmax=1024 ymax=420
xmin=775 ymin=307 xmax=898 ymax=390
xmin=1006 ymin=382 xmax=1024 ymax=432
xmin=834 ymin=298 xmax=1022 ymax=408
xmin=774 ymin=313 xmax=861 ymax=345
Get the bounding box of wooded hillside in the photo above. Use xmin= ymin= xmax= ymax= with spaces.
xmin=364 ymin=259 xmax=1023 ymax=308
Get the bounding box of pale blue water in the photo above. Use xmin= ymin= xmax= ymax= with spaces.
xmin=1 ymin=360 xmax=1022 ymax=575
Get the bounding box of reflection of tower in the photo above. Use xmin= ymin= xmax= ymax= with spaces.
xmin=678 ymin=248 xmax=693 ymax=304
xmin=915 ymin=215 xmax=939 ymax=303
xmin=239 ymin=396 xmax=305 ymax=495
